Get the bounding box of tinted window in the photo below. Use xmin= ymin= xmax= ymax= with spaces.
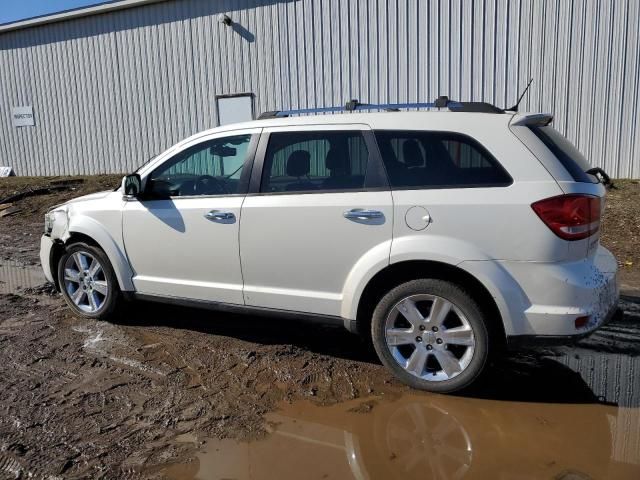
xmin=374 ymin=131 xmax=511 ymax=188
xmin=261 ymin=131 xmax=369 ymax=193
xmin=148 ymin=134 xmax=252 ymax=197
xmin=528 ymin=126 xmax=596 ymax=183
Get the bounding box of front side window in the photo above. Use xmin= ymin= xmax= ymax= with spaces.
xmin=374 ymin=130 xmax=512 ymax=189
xmin=260 ymin=131 xmax=369 ymax=193
xmin=147 ymin=134 xmax=252 ymax=197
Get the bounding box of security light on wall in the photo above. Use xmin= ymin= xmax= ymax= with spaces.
xmin=218 ymin=14 xmax=232 ymax=26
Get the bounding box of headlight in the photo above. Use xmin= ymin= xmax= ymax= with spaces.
xmin=44 ymin=212 xmax=54 ymax=235
xmin=44 ymin=206 xmax=69 ymax=236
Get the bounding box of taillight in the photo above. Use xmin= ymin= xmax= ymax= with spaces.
xmin=531 ymin=194 xmax=601 ymax=241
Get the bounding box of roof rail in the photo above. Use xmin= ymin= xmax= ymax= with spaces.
xmin=258 ymin=97 xmax=504 ymax=119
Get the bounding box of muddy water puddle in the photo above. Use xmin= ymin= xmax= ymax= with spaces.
xmin=156 ymin=299 xmax=640 ymax=480
xmin=163 ymin=392 xmax=640 ymax=480
xmin=0 ymin=259 xmax=46 ymax=294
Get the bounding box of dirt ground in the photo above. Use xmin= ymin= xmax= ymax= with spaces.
xmin=0 ymin=293 xmax=399 ymax=478
xmin=0 ymin=175 xmax=639 ymax=478
xmin=0 ymin=175 xmax=122 ymax=265
xmin=601 ymin=180 xmax=640 ymax=292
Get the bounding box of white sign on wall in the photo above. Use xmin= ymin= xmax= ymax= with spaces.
xmin=11 ymin=106 xmax=35 ymax=127
xmin=0 ymin=167 xmax=15 ymax=177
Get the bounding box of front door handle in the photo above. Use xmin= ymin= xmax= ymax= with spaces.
xmin=343 ymin=209 xmax=384 ymax=221
xmin=205 ymin=210 xmax=236 ymax=223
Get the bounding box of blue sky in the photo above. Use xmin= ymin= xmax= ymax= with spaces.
xmin=0 ymin=0 xmax=110 ymax=24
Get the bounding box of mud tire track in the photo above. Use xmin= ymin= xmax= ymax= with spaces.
xmin=0 ymin=294 xmax=395 ymax=478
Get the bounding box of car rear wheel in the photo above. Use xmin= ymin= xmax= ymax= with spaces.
xmin=371 ymin=279 xmax=489 ymax=393
xmin=57 ymin=242 xmax=122 ymax=320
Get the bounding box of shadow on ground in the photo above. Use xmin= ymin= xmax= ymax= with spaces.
xmin=118 ymin=295 xmax=640 ymax=408
xmin=121 ymin=300 xmax=377 ymax=363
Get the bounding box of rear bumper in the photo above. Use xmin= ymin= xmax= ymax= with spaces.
xmin=39 ymin=235 xmax=56 ymax=284
xmin=461 ymin=245 xmax=620 ymax=339
xmin=506 ymin=304 xmax=623 ymax=349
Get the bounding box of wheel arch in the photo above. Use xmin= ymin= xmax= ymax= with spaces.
xmin=352 ymin=260 xmax=507 ymax=349
xmin=53 ymin=218 xmax=135 ymax=291
xmin=50 ymin=233 xmax=107 ymax=291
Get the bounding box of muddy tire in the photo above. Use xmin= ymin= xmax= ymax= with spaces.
xmin=57 ymin=242 xmax=123 ymax=320
xmin=371 ymin=279 xmax=489 ymax=393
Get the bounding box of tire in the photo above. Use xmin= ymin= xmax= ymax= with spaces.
xmin=371 ymin=279 xmax=489 ymax=393
xmin=57 ymin=242 xmax=123 ymax=320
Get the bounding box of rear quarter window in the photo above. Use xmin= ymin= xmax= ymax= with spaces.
xmin=528 ymin=126 xmax=596 ymax=183
xmin=374 ymin=130 xmax=512 ymax=189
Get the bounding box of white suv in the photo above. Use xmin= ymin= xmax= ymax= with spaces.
xmin=40 ymin=100 xmax=620 ymax=393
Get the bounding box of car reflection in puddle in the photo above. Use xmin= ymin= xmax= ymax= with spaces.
xmin=165 ymin=391 xmax=640 ymax=480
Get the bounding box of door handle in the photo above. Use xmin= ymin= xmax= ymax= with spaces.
xmin=343 ymin=209 xmax=384 ymax=221
xmin=205 ymin=210 xmax=236 ymax=222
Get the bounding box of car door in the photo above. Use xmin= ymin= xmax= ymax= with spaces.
xmin=239 ymin=124 xmax=393 ymax=317
xmin=122 ymin=129 xmax=260 ymax=304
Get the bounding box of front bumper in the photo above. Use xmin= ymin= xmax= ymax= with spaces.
xmin=39 ymin=235 xmax=56 ymax=284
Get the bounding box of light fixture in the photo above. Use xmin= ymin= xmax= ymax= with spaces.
xmin=218 ymin=14 xmax=232 ymax=26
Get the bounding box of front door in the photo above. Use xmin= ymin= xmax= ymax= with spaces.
xmin=239 ymin=125 xmax=393 ymax=317
xmin=123 ymin=129 xmax=259 ymax=304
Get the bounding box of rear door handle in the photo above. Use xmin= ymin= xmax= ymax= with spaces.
xmin=205 ymin=210 xmax=236 ymax=223
xmin=343 ymin=209 xmax=384 ymax=221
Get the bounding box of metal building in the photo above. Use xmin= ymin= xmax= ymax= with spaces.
xmin=1 ymin=0 xmax=639 ymax=178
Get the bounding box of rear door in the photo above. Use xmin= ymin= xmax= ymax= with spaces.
xmin=239 ymin=124 xmax=393 ymax=317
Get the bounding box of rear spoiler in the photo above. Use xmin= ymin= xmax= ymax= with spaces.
xmin=509 ymin=113 xmax=553 ymax=127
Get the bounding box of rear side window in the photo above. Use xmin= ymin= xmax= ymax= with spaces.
xmin=261 ymin=131 xmax=369 ymax=193
xmin=528 ymin=126 xmax=596 ymax=183
xmin=374 ymin=130 xmax=512 ymax=189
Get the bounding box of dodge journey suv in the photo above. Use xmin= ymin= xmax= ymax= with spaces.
xmin=40 ymin=99 xmax=619 ymax=393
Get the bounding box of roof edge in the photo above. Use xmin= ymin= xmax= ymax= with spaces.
xmin=0 ymin=0 xmax=168 ymax=33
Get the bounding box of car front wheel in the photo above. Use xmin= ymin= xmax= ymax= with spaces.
xmin=371 ymin=279 xmax=489 ymax=393
xmin=57 ymin=242 xmax=122 ymax=320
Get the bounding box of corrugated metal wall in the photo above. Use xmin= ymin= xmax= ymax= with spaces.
xmin=0 ymin=260 xmax=46 ymax=293
xmin=1 ymin=0 xmax=639 ymax=177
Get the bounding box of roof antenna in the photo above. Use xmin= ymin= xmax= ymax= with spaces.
xmin=507 ymin=78 xmax=533 ymax=112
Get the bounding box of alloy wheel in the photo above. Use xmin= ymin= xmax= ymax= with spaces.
xmin=384 ymin=294 xmax=475 ymax=382
xmin=63 ymin=251 xmax=109 ymax=313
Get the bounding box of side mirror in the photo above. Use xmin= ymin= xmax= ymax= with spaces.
xmin=122 ymin=174 xmax=142 ymax=199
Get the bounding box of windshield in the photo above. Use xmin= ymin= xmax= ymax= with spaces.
xmin=528 ymin=126 xmax=597 ymax=183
